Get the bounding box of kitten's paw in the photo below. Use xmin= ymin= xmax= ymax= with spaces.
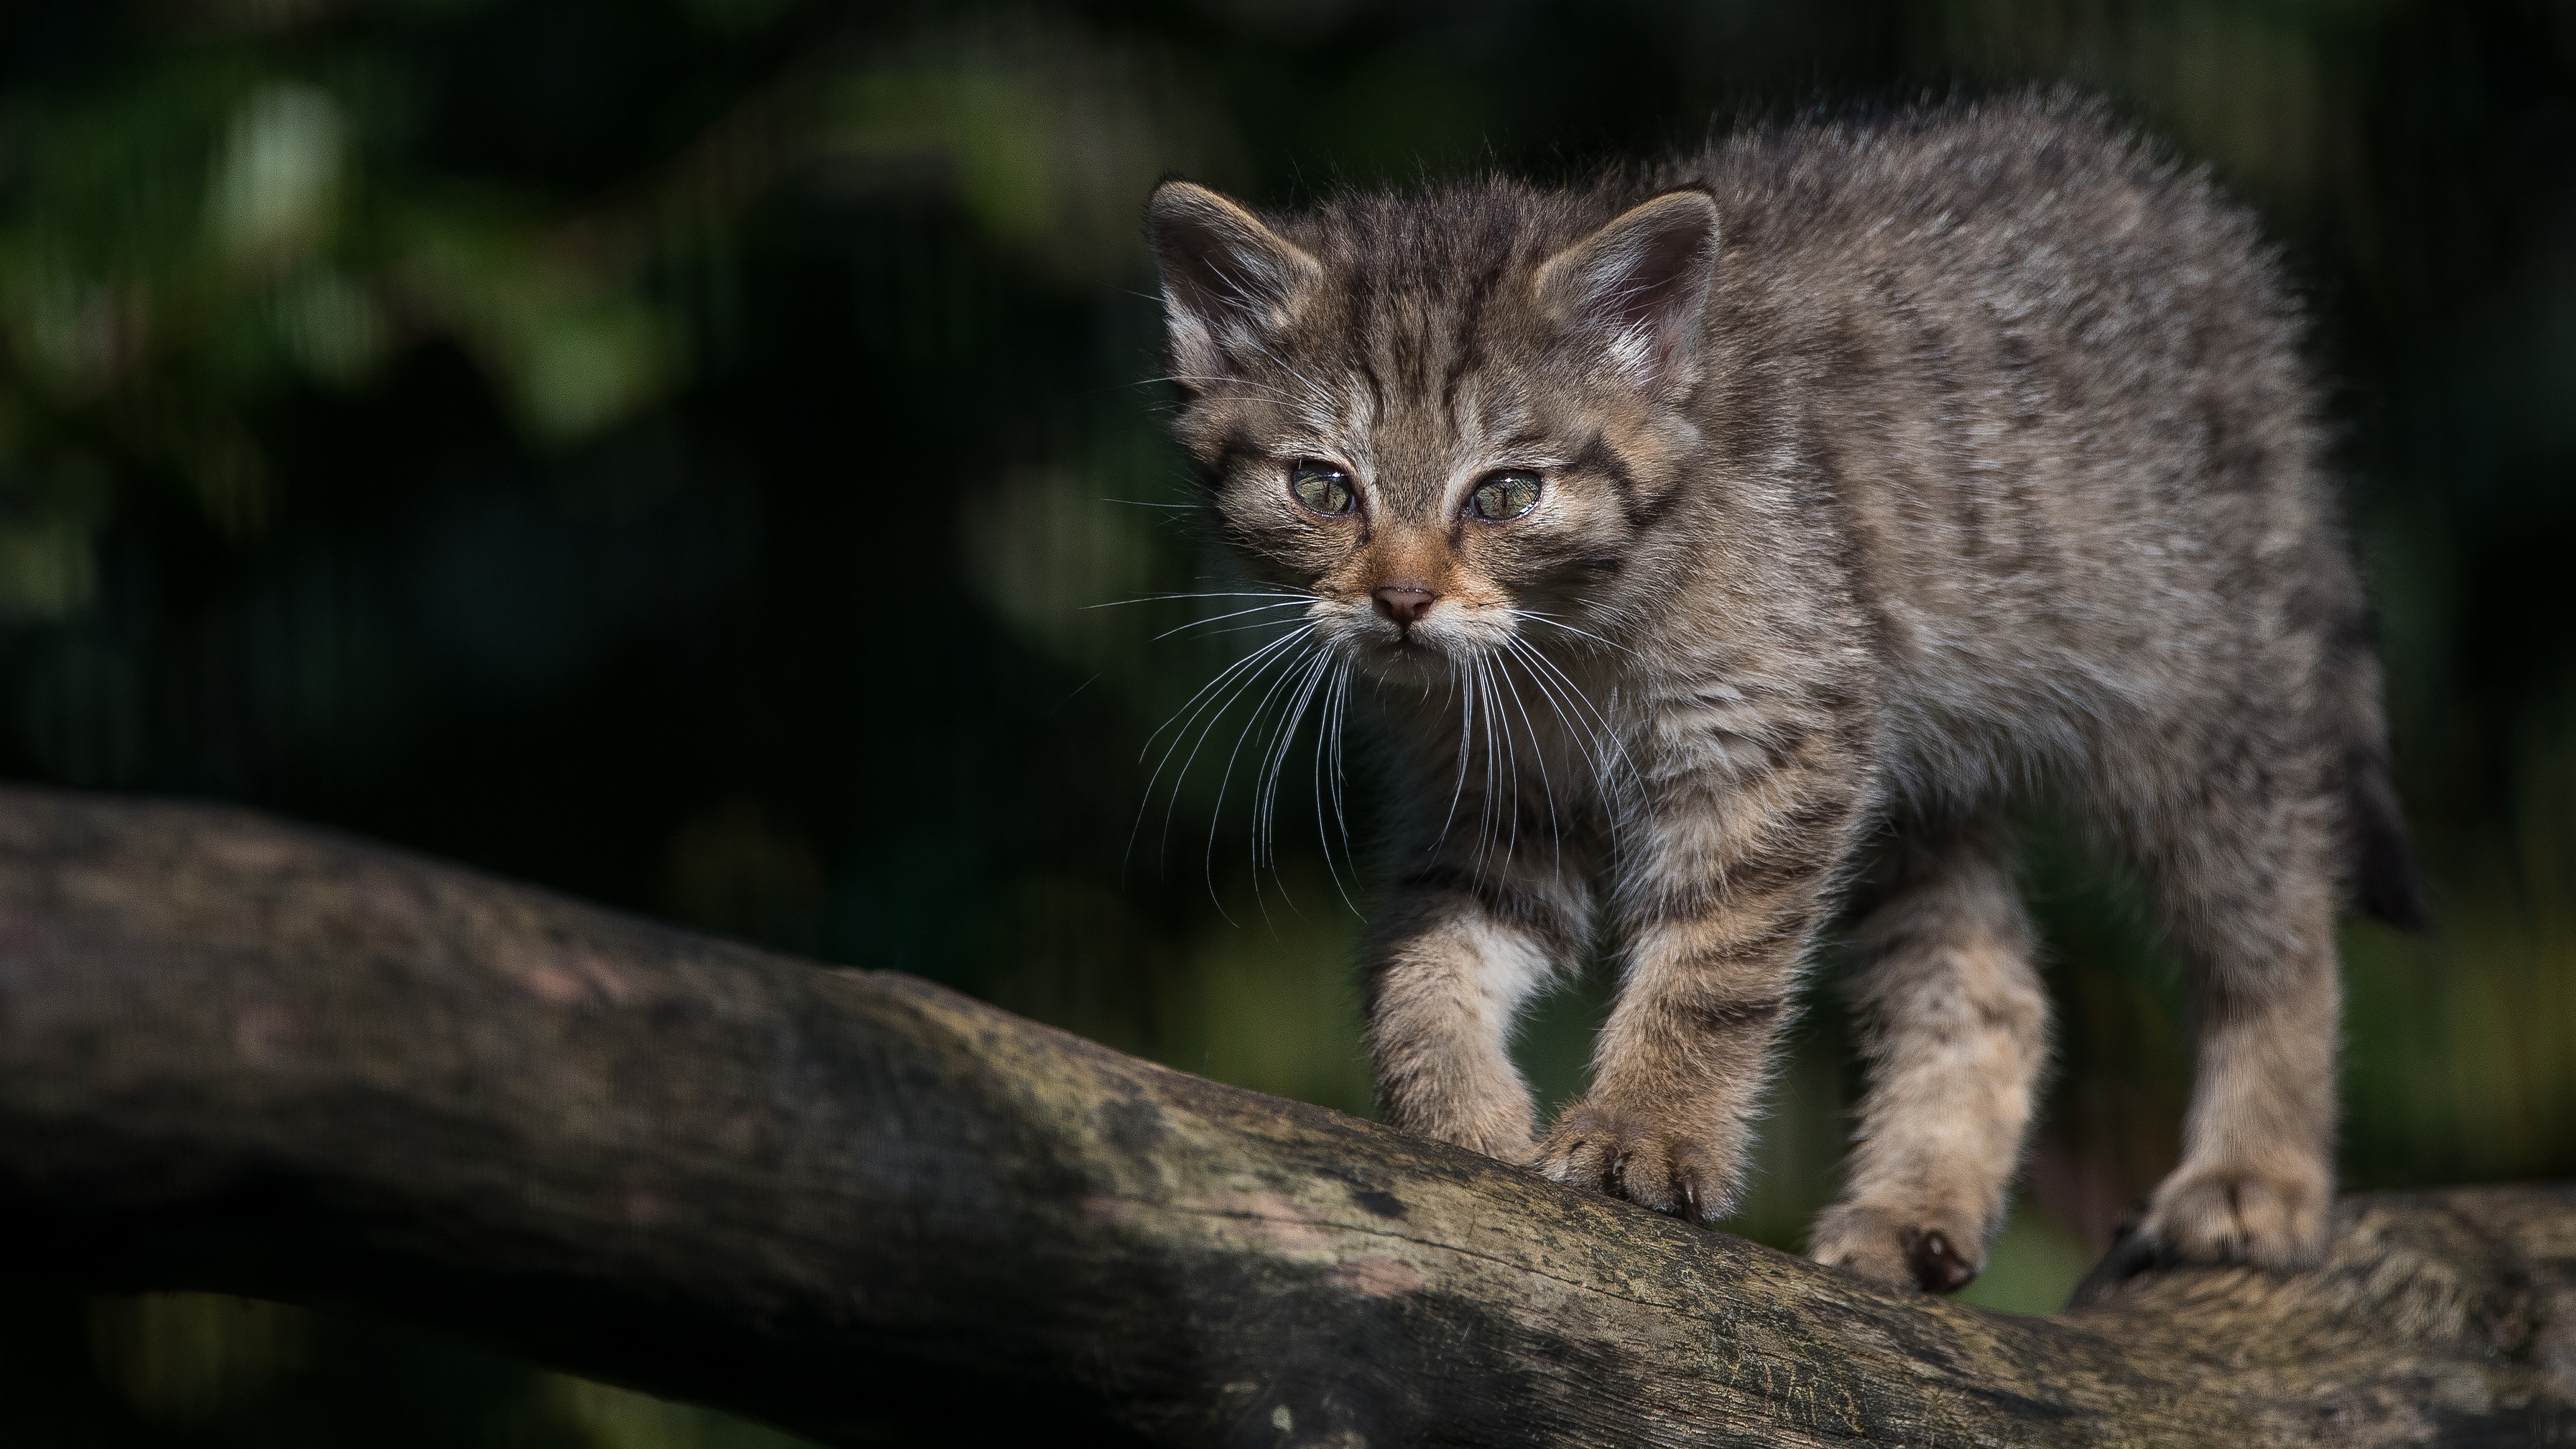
xmin=1807 ymin=1202 xmax=1984 ymax=1293
xmin=1399 ymin=1104 xmax=1536 ymax=1165
xmin=2134 ymin=1162 xmax=2329 ymax=1270
xmin=1530 ymin=1105 xmax=1734 ymax=1224
xmin=2077 ymin=1164 xmax=2329 ymax=1303
xmin=1386 ymin=1090 xmax=1536 ymax=1165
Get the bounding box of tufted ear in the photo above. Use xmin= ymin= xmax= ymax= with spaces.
xmin=1146 ymin=180 xmax=1320 ymax=388
xmin=1535 ymin=189 xmax=1721 ymax=398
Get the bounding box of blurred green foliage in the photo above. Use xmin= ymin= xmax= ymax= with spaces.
xmin=3 ymin=0 xmax=2572 ymax=1440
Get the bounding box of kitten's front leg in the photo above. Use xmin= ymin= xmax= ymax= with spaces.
xmin=1366 ymin=857 xmax=1591 ymax=1161
xmin=1534 ymin=771 xmax=1854 ymax=1221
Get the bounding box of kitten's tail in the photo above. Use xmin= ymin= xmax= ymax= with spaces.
xmin=2326 ymin=614 xmax=2430 ymax=931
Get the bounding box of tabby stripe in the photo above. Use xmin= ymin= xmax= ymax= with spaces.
xmin=1395 ymin=865 xmax=1581 ymax=951
xmin=1681 ymin=994 xmax=1789 ymax=1036
xmin=1570 ymin=431 xmax=1677 ymax=531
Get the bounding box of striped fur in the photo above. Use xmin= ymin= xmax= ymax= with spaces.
xmin=1144 ymin=92 xmax=2420 ymax=1293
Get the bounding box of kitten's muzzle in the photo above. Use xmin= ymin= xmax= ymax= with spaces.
xmin=1372 ymin=584 xmax=1438 ymax=629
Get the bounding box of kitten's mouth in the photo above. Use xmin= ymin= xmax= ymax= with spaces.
xmin=1318 ymin=596 xmax=1484 ymax=673
xmin=1369 ymin=621 xmax=1442 ymax=655
xmin=1348 ymin=627 xmax=1466 ymax=680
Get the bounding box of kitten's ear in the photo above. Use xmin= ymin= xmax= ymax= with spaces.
xmin=1536 ymin=189 xmax=1721 ymax=397
xmin=1146 ymin=180 xmax=1320 ymax=387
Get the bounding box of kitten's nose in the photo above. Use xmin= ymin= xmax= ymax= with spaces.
xmin=1373 ymin=584 xmax=1438 ymax=627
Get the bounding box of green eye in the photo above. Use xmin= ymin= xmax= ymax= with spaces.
xmin=1470 ymin=470 xmax=1543 ymax=521
xmin=1290 ymin=462 xmax=1356 ymax=516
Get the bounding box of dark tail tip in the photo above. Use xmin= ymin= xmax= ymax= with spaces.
xmin=2357 ymin=824 xmax=2430 ymax=931
xmin=2349 ymin=767 xmax=2430 ymax=932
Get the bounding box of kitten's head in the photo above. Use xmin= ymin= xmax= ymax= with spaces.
xmin=1146 ymin=178 xmax=1719 ymax=679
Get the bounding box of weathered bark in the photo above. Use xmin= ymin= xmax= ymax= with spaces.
xmin=0 ymin=784 xmax=2567 ymax=1448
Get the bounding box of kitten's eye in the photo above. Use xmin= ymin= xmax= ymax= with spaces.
xmin=1289 ymin=461 xmax=1356 ymax=517
xmin=1469 ymin=470 xmax=1543 ymax=522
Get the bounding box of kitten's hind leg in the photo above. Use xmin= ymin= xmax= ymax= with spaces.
xmin=2121 ymin=764 xmax=2343 ymax=1276
xmin=1808 ymin=813 xmax=2047 ymax=1293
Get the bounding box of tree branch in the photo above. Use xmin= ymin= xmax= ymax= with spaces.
xmin=0 ymin=784 xmax=2567 ymax=1446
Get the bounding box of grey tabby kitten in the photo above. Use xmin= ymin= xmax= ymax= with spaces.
xmin=1142 ymin=93 xmax=2422 ymax=1293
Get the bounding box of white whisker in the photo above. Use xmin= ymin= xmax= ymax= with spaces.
xmin=1474 ymin=653 xmax=1507 ymax=881
xmin=1519 ymin=608 xmax=1637 ymax=657
xmin=1130 ymin=627 xmax=1311 ymax=871
xmin=1259 ymin=648 xmax=1335 ymax=876
xmin=1311 ymin=657 xmax=1360 ymax=914
xmin=1436 ymin=663 xmax=1476 ymax=848
xmin=1493 ymin=645 xmax=1562 ymax=880
xmin=1088 ymin=590 xmax=1315 ymax=611
xmin=1203 ymin=640 xmax=1326 ymax=906
xmin=1152 ymin=600 xmax=1318 ymax=641
xmin=1138 ymin=626 xmax=1305 ymax=762
xmin=1507 ymin=634 xmax=1642 ymax=833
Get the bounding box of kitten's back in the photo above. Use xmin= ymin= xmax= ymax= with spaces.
xmin=1674 ymin=97 xmax=2363 ymax=806
xmin=1695 ymin=95 xmax=2417 ymax=923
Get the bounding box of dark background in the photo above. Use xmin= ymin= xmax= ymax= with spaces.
xmin=3 ymin=0 xmax=2571 ymax=1442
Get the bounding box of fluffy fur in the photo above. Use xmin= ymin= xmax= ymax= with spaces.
xmin=1142 ymin=92 xmax=2421 ymax=1293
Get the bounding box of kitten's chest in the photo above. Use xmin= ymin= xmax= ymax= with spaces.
xmin=1371 ymin=652 xmax=1658 ymax=826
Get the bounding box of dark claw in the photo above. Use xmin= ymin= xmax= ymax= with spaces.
xmin=1676 ymin=1169 xmax=1706 ymax=1224
xmin=2066 ymin=1201 xmax=2162 ymax=1309
xmin=1902 ymin=1228 xmax=1978 ymax=1293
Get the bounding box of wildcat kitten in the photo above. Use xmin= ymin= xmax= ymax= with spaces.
xmin=1142 ymin=92 xmax=2422 ymax=1293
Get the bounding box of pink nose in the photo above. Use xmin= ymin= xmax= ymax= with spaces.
xmin=1373 ymin=584 xmax=1437 ymax=627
